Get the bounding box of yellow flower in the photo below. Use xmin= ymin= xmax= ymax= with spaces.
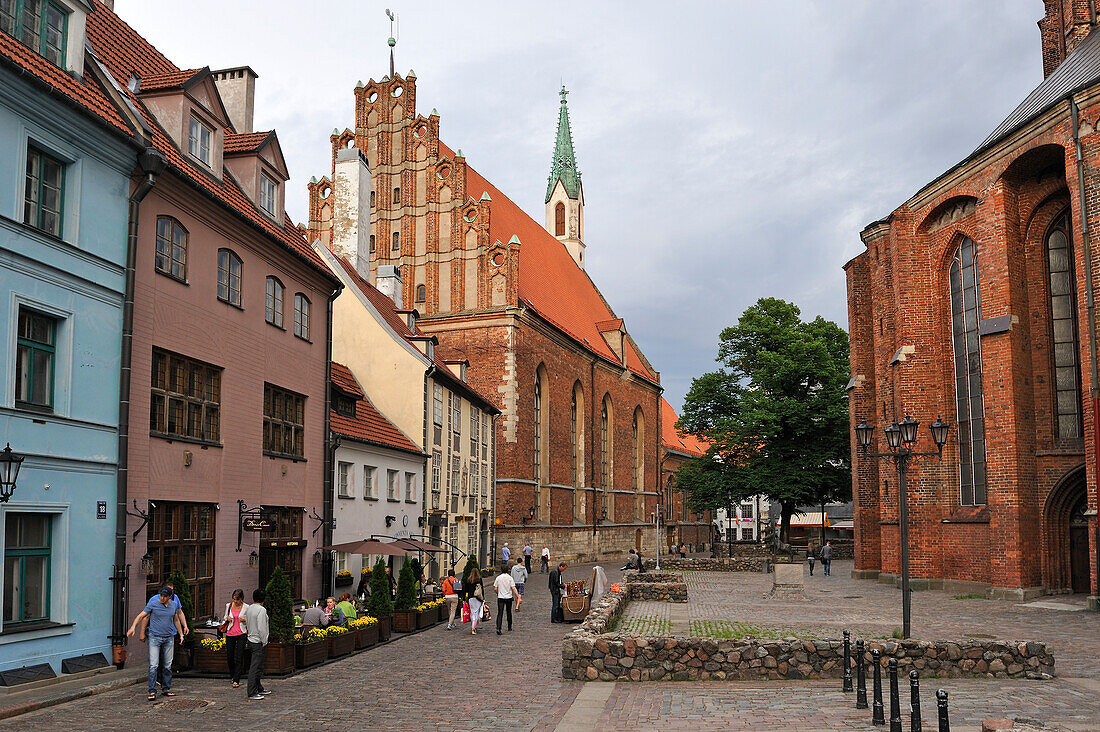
xmin=325 ymin=625 xmax=349 ymax=636
xmin=199 ymin=637 xmax=225 ymax=651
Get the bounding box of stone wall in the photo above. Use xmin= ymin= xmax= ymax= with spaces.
xmin=622 ymin=570 xmax=687 ymax=602
xmin=643 ymin=557 xmax=767 ymax=572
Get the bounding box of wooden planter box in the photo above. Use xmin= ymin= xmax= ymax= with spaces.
xmin=295 ymin=641 xmax=327 ymax=669
xmin=438 ymin=604 xmax=448 ymax=623
xmin=392 ymin=609 xmax=416 ymax=633
xmin=354 ymin=624 xmax=379 ymax=649
xmin=327 ymin=632 xmax=355 ymax=658
xmin=191 ymin=648 xmax=226 ymax=674
xmin=334 ymin=574 xmax=354 ymax=588
xmin=171 ymin=645 xmax=193 ymax=672
xmin=264 ymin=641 xmax=296 ymax=675
xmin=376 ymin=615 xmax=391 ymax=641
xmin=416 ymin=609 xmax=433 ymax=629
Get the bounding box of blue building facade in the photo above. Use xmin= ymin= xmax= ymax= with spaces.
xmin=0 ymin=12 xmax=135 ymax=673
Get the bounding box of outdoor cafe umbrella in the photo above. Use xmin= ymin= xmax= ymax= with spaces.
xmin=322 ymin=538 xmax=411 ymax=556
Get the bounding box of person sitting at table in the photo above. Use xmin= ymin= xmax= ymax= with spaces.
xmin=323 ymin=596 xmax=344 ymax=626
xmin=336 ymin=593 xmax=357 ymax=624
xmin=300 ymin=601 xmax=325 ymax=628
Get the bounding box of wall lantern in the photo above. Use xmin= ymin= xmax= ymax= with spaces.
xmin=248 ymin=550 xmax=259 ymax=568
xmin=140 ymin=552 xmax=154 ymax=573
xmin=0 ymin=443 xmax=25 ymax=503
xmin=313 ymin=549 xmax=323 ymax=567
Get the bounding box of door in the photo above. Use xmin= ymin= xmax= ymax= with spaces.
xmin=259 ymin=546 xmax=303 ymax=600
xmin=1069 ymin=496 xmax=1089 ymax=593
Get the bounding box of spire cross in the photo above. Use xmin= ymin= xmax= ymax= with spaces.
xmin=560 ymin=85 xmax=569 ymax=103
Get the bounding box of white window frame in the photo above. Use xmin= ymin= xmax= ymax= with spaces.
xmin=0 ymin=502 xmax=70 ymax=641
xmin=363 ymin=465 xmax=376 ymax=499
xmin=387 ymin=469 xmax=398 ymax=501
xmin=404 ymin=472 xmax=416 ymax=502
xmin=259 ymin=173 xmax=277 ymax=216
xmin=188 ymin=115 xmax=213 ymax=168
xmin=337 ymin=461 xmax=353 ymax=498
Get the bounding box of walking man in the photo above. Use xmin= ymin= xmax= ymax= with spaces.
xmin=549 ymin=561 xmax=566 ymax=623
xmin=821 ymin=540 xmax=833 ymax=576
xmin=127 ymin=586 xmax=180 ymax=701
xmin=523 ymin=542 xmax=533 ymax=574
xmin=540 ymin=545 xmax=550 ymax=573
xmin=510 ymin=558 xmax=528 ymax=612
xmin=245 ymin=588 xmax=270 ymax=700
xmin=493 ymin=565 xmax=521 ymax=634
xmin=807 ymin=544 xmax=816 ymax=576
xmin=501 ymin=542 xmax=511 ymax=567
xmin=442 ymin=568 xmax=460 ymax=629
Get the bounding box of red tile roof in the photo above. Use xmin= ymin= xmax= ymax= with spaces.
xmin=84 ymin=4 xmax=336 ymax=281
xmin=225 ymin=130 xmax=273 ymax=154
xmin=138 ymin=68 xmax=201 ymax=92
xmin=330 ymin=362 xmax=422 ymax=454
xmin=439 ymin=143 xmax=657 ymax=382
xmin=329 ymin=361 xmax=364 ymax=399
xmin=661 ymin=398 xmax=709 ymax=457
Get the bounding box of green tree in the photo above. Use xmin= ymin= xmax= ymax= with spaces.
xmin=367 ymin=557 xmax=393 ymax=618
xmin=394 ymin=560 xmax=417 ymax=610
xmin=166 ymin=569 xmax=196 ymax=648
xmin=678 ymin=297 xmax=851 ymax=543
xmin=264 ymin=566 xmax=295 ymax=643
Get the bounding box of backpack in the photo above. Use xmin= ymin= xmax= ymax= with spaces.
xmin=451 ymin=577 xmax=463 ymax=594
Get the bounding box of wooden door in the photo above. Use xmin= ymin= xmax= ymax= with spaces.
xmin=1069 ymin=525 xmax=1089 ymax=593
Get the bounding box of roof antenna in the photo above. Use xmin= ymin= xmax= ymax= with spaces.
xmin=386 ymin=8 xmax=399 ymax=79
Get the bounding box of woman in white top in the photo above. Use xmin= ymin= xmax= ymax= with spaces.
xmin=493 ymin=567 xmax=521 ymax=634
xmin=221 ymin=589 xmax=249 ymax=687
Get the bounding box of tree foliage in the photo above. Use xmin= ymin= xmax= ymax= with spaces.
xmin=167 ymin=569 xmax=196 ymax=648
xmin=677 ymin=297 xmax=851 ymax=542
xmin=367 ymin=557 xmax=393 ymax=618
xmin=264 ymin=566 xmax=295 ymax=643
xmin=394 ymin=559 xmax=418 ymax=610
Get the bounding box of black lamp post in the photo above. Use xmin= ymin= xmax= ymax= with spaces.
xmin=854 ymin=414 xmax=950 ymax=639
xmin=0 ymin=443 xmax=25 ymax=503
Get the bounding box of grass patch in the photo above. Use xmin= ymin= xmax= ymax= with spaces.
xmin=952 ymin=593 xmax=988 ymax=600
xmin=617 ymin=614 xmax=672 ymax=635
xmin=689 ymin=620 xmax=828 ymax=639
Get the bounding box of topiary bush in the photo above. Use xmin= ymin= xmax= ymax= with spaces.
xmin=367 ymin=557 xmax=393 ymax=618
xmin=395 ymin=560 xmax=417 ymax=610
xmin=264 ymin=566 xmax=295 ymax=644
xmin=166 ymin=569 xmax=196 ymax=648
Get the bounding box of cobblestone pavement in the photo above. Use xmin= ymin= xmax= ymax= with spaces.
xmin=7 ymin=560 xmax=1100 ymax=731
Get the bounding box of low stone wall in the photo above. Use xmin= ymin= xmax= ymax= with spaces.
xmin=643 ymin=557 xmax=767 ymax=572
xmin=563 ymin=634 xmax=1056 ymax=682
xmin=622 ymin=570 xmax=688 ymax=602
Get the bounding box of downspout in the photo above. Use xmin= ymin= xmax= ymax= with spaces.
xmin=112 ymin=147 xmax=166 ymax=668
xmin=1071 ymin=98 xmax=1100 ymax=491
xmin=321 ymin=285 xmax=340 ymax=599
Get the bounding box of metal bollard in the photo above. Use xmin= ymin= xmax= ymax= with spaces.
xmin=872 ymin=648 xmax=885 ymax=725
xmin=856 ymin=639 xmax=868 ymax=709
xmin=909 ymin=670 xmax=922 ymax=732
xmin=936 ymin=689 xmax=949 ymax=732
xmin=888 ymin=657 xmax=902 ymax=732
xmin=843 ymin=630 xmax=853 ymax=692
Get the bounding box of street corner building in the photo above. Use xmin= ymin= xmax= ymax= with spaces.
xmin=845 ymin=1 xmax=1099 ymax=605
xmin=304 ymin=69 xmax=676 ymax=563
xmin=659 ymin=398 xmax=716 ymax=551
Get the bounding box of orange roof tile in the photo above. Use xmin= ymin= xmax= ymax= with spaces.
xmin=138 ymin=68 xmax=201 ymax=92
xmin=661 ymin=398 xmax=709 ymax=457
xmin=330 ymin=363 xmax=422 ymax=454
xmin=439 ymin=142 xmax=657 ymax=383
xmin=329 ymin=361 xmax=364 ymax=398
xmin=225 ymin=130 xmax=273 ymax=154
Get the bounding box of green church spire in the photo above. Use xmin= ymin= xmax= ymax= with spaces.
xmin=545 ymin=85 xmax=581 ymax=204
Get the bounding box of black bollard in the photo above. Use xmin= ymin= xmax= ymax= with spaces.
xmin=856 ymin=639 xmax=868 ymax=709
xmin=872 ymin=648 xmax=885 ymax=725
xmin=909 ymin=670 xmax=922 ymax=732
xmin=843 ymin=630 xmax=853 ymax=692
xmin=936 ymin=689 xmax=949 ymax=732
xmin=888 ymin=657 xmax=902 ymax=732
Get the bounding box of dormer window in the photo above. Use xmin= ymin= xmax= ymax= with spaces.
xmin=1 ymin=0 xmax=69 ymax=68
xmin=333 ymin=392 xmax=356 ymax=418
xmin=259 ymin=173 xmax=277 ymax=216
xmin=188 ymin=115 xmax=213 ymax=167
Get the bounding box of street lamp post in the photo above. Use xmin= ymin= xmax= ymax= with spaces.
xmin=854 ymin=414 xmax=950 ymax=639
xmin=0 ymin=443 xmax=25 ymax=502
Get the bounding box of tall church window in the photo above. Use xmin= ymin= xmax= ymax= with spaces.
xmin=391 ymin=231 xmax=400 ymax=251
xmin=534 ymin=366 xmax=549 ymax=521
xmin=633 ymin=407 xmax=645 ymax=521
xmin=950 ymin=236 xmax=987 ymax=505
xmin=1046 ymin=211 xmax=1083 ymax=442
xmin=555 ymin=202 xmax=565 ymax=237
xmin=571 ymin=382 xmax=585 ymax=521
xmin=533 ymin=376 xmax=542 ymax=484
xmin=601 ymin=395 xmax=613 ymax=519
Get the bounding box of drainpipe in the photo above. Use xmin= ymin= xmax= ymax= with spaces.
xmin=112 ymin=147 xmax=166 ymax=668
xmin=1071 ymin=98 xmax=1100 ymax=492
xmin=321 ymin=285 xmax=340 ymax=599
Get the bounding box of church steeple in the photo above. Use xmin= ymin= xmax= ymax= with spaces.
xmin=544 ymin=86 xmax=586 ymax=269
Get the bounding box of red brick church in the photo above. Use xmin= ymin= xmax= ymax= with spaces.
xmin=846 ymin=1 xmax=1098 ymax=605
xmin=305 ymin=69 xmax=701 ymax=560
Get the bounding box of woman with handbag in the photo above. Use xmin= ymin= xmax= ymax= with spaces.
xmin=462 ymin=565 xmax=485 ymax=635
xmin=221 ymin=589 xmax=249 ymax=687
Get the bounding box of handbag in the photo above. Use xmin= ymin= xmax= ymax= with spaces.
xmin=461 ymin=601 xmax=471 ymax=624
xmin=481 ymin=602 xmax=491 ymax=621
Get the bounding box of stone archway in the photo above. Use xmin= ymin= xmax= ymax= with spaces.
xmin=1042 ymin=464 xmax=1087 ymax=592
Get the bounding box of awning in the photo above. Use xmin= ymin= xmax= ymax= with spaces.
xmin=393 ymin=538 xmax=449 ymax=553
xmin=788 ymin=512 xmax=829 ymax=528
xmin=831 ymin=519 xmax=854 ymax=530
xmin=322 ymin=539 xmax=411 ymax=556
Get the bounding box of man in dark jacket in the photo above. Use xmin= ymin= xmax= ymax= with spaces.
xmin=549 ymin=562 xmax=566 ymax=623
xmin=821 ymin=541 xmax=833 ymax=576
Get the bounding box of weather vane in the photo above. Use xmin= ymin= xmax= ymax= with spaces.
xmin=386 ymin=8 xmax=399 ymax=79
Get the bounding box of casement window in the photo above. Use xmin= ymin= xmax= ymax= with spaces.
xmin=15 ymin=308 xmax=56 ymax=409
xmin=335 ymin=552 xmax=348 ymax=573
xmin=155 ymin=217 xmax=187 ymax=280
xmin=363 ymin=466 xmax=376 ymax=499
xmin=293 ymin=294 xmax=311 ymax=340
xmin=333 ymin=392 xmax=355 ymax=418
xmin=387 ymin=470 xmax=398 ymax=501
xmin=392 ymin=186 xmax=401 ymax=204
xmin=24 ymin=145 xmax=64 ymax=237
xmin=470 ymin=410 xmax=479 ymax=455
xmin=150 ymin=349 xmax=221 ymax=442
xmin=1046 ymin=211 xmax=1084 ymax=442
xmin=259 ymin=173 xmax=277 ymax=216
xmin=740 ymin=502 xmax=754 ymax=519
xmin=337 ymin=461 xmax=353 ymax=498
xmin=1 ymin=0 xmax=68 ymax=67
xmin=481 ymin=414 xmax=489 ymax=462
xmin=217 ymin=249 xmax=242 ymax=306
xmin=265 ymin=277 xmax=284 ymax=327
xmin=404 ymin=472 xmax=416 ymax=502
xmin=451 ymin=393 xmax=461 ymax=451
xmin=258 ymin=506 xmax=303 ymax=598
xmin=450 ymin=455 xmax=460 ymax=496
xmin=3 ymin=512 xmax=51 ymax=624
xmin=391 ymin=231 xmax=400 ymax=251
xmin=415 ymin=284 xmax=425 ymax=302
xmin=188 ymin=116 xmax=213 ymax=167
xmin=950 ymin=236 xmax=987 ymax=506
xmin=431 ymin=451 xmax=441 ymax=494
xmin=145 ymin=502 xmax=215 ymax=619
xmin=263 ymin=384 xmax=304 ymax=458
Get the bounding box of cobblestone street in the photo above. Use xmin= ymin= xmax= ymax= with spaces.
xmin=8 ymin=561 xmax=1100 ymax=731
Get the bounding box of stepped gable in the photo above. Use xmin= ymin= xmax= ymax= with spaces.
xmin=438 ymin=142 xmax=657 ymax=383
xmin=660 ymin=398 xmax=708 ymax=457
xmin=329 ymin=363 xmax=421 ymax=454
xmin=84 ymin=3 xmax=334 ymax=279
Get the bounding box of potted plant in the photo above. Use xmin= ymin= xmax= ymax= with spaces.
xmin=167 ymin=570 xmax=196 ymax=671
xmin=294 ymin=627 xmax=327 ymax=668
xmin=367 ymin=557 xmax=393 ymax=641
xmin=191 ymin=636 xmax=226 ymax=673
xmin=414 ymin=600 xmax=437 ymax=629
xmin=263 ymin=567 xmax=297 ymax=674
xmin=334 ymin=569 xmax=354 ymax=587
xmin=325 ymin=624 xmax=355 ymax=657
xmin=391 ymin=560 xmax=418 ymax=632
xmin=348 ymin=615 xmax=378 ymax=649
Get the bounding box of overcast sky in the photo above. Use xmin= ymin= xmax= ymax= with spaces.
xmin=115 ymin=1 xmax=1042 ymax=411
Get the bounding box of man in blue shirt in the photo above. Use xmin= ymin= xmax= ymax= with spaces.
xmin=501 ymin=543 xmax=510 ymax=567
xmin=127 ymin=586 xmax=181 ymax=701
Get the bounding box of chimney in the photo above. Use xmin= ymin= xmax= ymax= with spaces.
xmin=211 ymin=67 xmax=258 ymax=133
xmin=376 ymin=265 xmax=403 ymax=308
xmin=1040 ymin=0 xmax=1096 ymax=78
xmin=331 ymin=147 xmax=372 ymax=276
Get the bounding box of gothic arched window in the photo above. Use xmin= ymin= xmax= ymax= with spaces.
xmin=1046 ymin=210 xmax=1083 ymax=442
xmin=950 ymin=236 xmax=987 ymax=505
xmin=600 ymin=395 xmax=614 ymax=519
xmin=555 ymin=202 xmax=565 ymax=237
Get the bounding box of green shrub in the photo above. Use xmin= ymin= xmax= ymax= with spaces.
xmin=395 ymin=560 xmax=417 ymax=610
xmin=264 ymin=566 xmax=295 ymax=644
xmin=166 ymin=569 xmax=196 ymax=648
xmin=367 ymin=557 xmax=393 ymax=618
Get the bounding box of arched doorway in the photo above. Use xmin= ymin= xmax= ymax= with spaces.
xmin=1043 ymin=464 xmax=1087 ymax=592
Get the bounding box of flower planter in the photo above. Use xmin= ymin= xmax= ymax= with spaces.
xmin=334 ymin=574 xmax=354 ymax=588
xmin=295 ymin=641 xmax=327 ymax=668
xmin=416 ymin=609 xmax=433 ymax=629
xmin=263 ymin=641 xmax=296 ymax=675
xmin=438 ymin=604 xmax=448 ymax=623
xmin=192 ymin=647 xmax=227 ymax=674
xmin=355 ymin=624 xmax=378 ymax=649
xmin=376 ymin=615 xmax=391 ymax=641
xmin=392 ymin=609 xmax=416 ymax=633
xmin=327 ymin=631 xmax=355 ymax=658
xmin=171 ymin=644 xmax=193 ymax=672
